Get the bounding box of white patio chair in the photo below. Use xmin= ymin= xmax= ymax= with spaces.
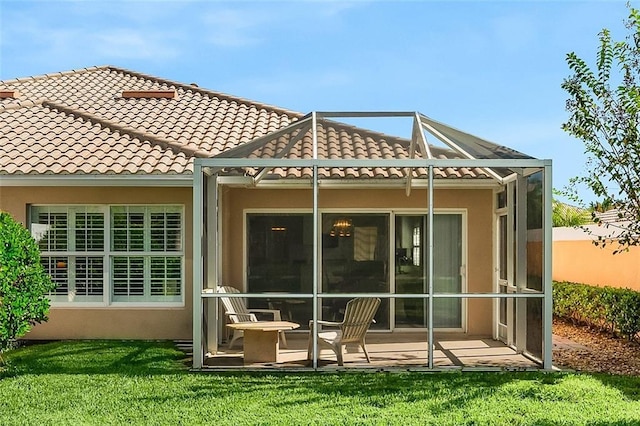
xmin=307 ymin=297 xmax=381 ymax=366
xmin=217 ymin=285 xmax=287 ymax=348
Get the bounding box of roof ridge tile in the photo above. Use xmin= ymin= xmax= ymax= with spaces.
xmin=106 ymin=65 xmax=302 ymax=119
xmin=0 ymin=65 xmax=109 ymax=85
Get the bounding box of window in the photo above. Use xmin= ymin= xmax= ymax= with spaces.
xmin=32 ymin=206 xmax=105 ymax=303
xmin=246 ymin=213 xmax=313 ymax=326
xmin=110 ymin=206 xmax=182 ymax=302
xmin=30 ymin=205 xmax=183 ymax=305
xmin=412 ymin=225 xmax=421 ymax=267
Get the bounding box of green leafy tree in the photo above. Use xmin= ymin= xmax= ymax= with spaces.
xmin=562 ymin=5 xmax=640 ymax=252
xmin=0 ymin=211 xmax=54 ymax=362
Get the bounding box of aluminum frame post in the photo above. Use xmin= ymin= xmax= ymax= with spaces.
xmin=515 ymin=174 xmax=528 ymax=353
xmin=543 ymin=164 xmax=553 ymax=370
xmin=206 ymin=174 xmax=218 ymax=353
xmin=192 ymin=162 xmax=203 ymax=369
xmin=427 ymin=165 xmax=434 ymax=369
xmin=312 ymin=112 xmax=319 ymax=369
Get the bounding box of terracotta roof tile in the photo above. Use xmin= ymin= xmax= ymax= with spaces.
xmin=0 ymin=66 xmax=491 ymax=179
xmin=0 ymin=101 xmax=195 ymax=175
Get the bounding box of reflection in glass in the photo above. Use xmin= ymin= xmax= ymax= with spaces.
xmin=395 ymin=214 xmax=462 ymax=328
xmin=526 ymin=171 xmax=544 ymax=291
xmin=246 ymin=214 xmax=313 ymax=326
xmin=322 ymin=214 xmax=389 ymax=328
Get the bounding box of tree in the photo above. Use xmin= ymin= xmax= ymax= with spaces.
xmin=0 ymin=211 xmax=55 ymax=362
xmin=552 ymin=199 xmax=590 ymax=228
xmin=562 ymin=5 xmax=640 ymax=252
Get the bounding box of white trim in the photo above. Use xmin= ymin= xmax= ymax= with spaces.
xmin=1 ymin=175 xmax=501 ymax=189
xmin=218 ymin=177 xmax=501 ymax=190
xmin=198 ymin=157 xmax=551 ymax=169
xmin=30 ymin=204 xmax=185 ymax=308
xmin=243 ymin=208 xmax=313 ymax=212
xmin=493 ymin=187 xmax=508 ymax=340
xmin=1 ymin=175 xmax=193 ymax=187
xmin=48 ymin=303 xmax=185 ymax=309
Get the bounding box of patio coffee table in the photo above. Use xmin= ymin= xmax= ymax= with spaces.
xmin=226 ymin=321 xmax=300 ymax=363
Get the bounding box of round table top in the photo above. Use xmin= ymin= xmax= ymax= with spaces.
xmin=226 ymin=321 xmax=300 ymax=331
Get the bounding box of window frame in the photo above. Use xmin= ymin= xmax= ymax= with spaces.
xmin=30 ymin=204 xmax=185 ymax=308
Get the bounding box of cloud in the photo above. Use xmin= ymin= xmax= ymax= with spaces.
xmin=94 ymin=29 xmax=181 ymax=60
xmin=225 ymin=68 xmax=354 ymax=109
xmin=199 ymin=1 xmax=365 ymax=48
xmin=315 ymin=1 xmax=364 ymax=18
xmin=257 ymin=69 xmax=352 ymax=92
xmin=201 ymin=8 xmax=268 ymax=47
xmin=0 ymin=2 xmax=186 ymax=77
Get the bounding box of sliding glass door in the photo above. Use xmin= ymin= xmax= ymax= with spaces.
xmin=322 ymin=213 xmax=390 ymax=329
xmin=395 ymin=213 xmax=463 ymax=329
xmin=245 ymin=211 xmax=463 ymax=332
xmin=246 ymin=213 xmax=313 ymax=326
xmin=394 ymin=215 xmax=426 ymax=327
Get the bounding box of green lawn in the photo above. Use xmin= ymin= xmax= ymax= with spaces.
xmin=1 ymin=341 xmax=640 ymax=425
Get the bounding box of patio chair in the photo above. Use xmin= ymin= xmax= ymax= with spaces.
xmin=217 ymin=285 xmax=287 ymax=348
xmin=307 ymin=297 xmax=381 ymax=366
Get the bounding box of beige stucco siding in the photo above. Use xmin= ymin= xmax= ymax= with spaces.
xmin=0 ymin=186 xmax=193 ymax=340
xmin=0 ymin=184 xmax=495 ymax=339
xmin=221 ymin=187 xmax=494 ymax=335
xmin=553 ymin=240 xmax=640 ymax=290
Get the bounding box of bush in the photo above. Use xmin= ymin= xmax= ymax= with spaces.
xmin=553 ymin=281 xmax=640 ymax=341
xmin=0 ymin=212 xmax=55 ymax=358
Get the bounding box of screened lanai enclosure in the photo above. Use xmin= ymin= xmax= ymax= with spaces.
xmin=192 ymin=112 xmax=552 ymax=370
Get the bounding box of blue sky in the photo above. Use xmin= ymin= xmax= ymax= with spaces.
xmin=0 ymin=0 xmax=632 ymax=202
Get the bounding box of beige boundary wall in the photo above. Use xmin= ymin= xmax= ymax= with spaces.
xmin=0 ymin=186 xmax=194 ymax=340
xmin=553 ymin=226 xmax=640 ymax=291
xmin=1 ymin=185 xmax=495 ymax=339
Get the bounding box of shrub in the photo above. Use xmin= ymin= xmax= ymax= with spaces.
xmin=553 ymin=281 xmax=640 ymax=341
xmin=0 ymin=212 xmax=55 ymax=359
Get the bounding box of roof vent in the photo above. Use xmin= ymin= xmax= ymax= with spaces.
xmin=0 ymin=90 xmax=20 ymax=99
xmin=121 ymin=90 xmax=177 ymax=99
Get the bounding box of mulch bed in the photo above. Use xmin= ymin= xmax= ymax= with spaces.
xmin=553 ymin=317 xmax=640 ymax=376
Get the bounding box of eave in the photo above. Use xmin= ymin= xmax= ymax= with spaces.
xmin=0 ymin=174 xmax=194 ymax=187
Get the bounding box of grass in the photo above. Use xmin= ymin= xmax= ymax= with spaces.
xmin=1 ymin=341 xmax=640 ymax=425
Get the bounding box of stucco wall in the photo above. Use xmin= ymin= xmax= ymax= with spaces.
xmin=0 ymin=184 xmax=497 ymax=339
xmin=553 ymin=239 xmax=640 ymax=290
xmin=221 ymin=187 xmax=494 ymax=335
xmin=0 ymin=186 xmax=193 ymax=340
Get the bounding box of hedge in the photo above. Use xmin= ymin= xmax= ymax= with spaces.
xmin=553 ymin=281 xmax=640 ymax=341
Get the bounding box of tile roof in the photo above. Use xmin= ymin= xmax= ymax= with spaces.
xmin=0 ymin=65 xmax=490 ymax=180
xmin=0 ymin=100 xmax=192 ymax=175
xmin=231 ymin=119 xmax=487 ymax=180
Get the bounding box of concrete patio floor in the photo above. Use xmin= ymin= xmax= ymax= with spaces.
xmin=203 ymin=332 xmax=542 ymax=370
